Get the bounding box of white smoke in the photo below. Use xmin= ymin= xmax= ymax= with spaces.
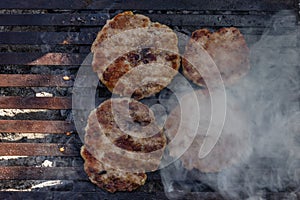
xmin=160 ymin=10 xmax=300 ymax=199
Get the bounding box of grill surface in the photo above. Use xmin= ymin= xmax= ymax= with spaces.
xmin=0 ymin=0 xmax=299 ymax=199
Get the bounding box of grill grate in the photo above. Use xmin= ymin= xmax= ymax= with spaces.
xmin=0 ymin=0 xmax=299 ymax=199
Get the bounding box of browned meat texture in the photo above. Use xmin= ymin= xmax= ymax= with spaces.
xmin=95 ymin=98 xmax=166 ymax=153
xmin=81 ymin=146 xmax=147 ymax=193
xmin=182 ymin=27 xmax=250 ymax=87
xmin=81 ymin=98 xmax=167 ymax=192
xmin=92 ymin=11 xmax=180 ymax=99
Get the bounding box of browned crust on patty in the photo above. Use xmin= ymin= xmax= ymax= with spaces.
xmin=182 ymin=27 xmax=250 ymax=87
xmin=91 ymin=11 xmax=150 ymax=53
xmin=81 ymin=98 xmax=166 ymax=191
xmin=81 ymin=146 xmax=147 ymax=193
xmin=84 ymin=107 xmax=165 ymax=172
xmin=91 ymin=11 xmax=180 ymax=99
xmin=101 ymin=48 xmax=180 ymax=95
xmin=95 ymin=98 xmax=166 ymax=153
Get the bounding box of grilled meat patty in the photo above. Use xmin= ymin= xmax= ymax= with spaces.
xmin=81 ymin=146 xmax=147 ymax=193
xmin=81 ymin=98 xmax=166 ymax=192
xmin=92 ymin=11 xmax=180 ymax=99
xmin=182 ymin=27 xmax=250 ymax=87
xmin=164 ymin=90 xmax=251 ymax=172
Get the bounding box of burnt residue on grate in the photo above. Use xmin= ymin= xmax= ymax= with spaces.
xmin=0 ymin=0 xmax=299 ymax=199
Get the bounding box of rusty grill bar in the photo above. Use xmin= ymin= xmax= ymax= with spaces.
xmin=0 ymin=0 xmax=299 ymax=199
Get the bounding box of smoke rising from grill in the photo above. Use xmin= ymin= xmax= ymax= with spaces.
xmin=160 ymin=11 xmax=300 ymax=199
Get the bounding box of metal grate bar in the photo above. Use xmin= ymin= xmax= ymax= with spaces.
xmin=0 ymin=97 xmax=72 ymax=109
xmin=0 ymin=120 xmax=75 ymax=133
xmin=0 ymin=75 xmax=73 ymax=87
xmin=1 ymin=13 xmax=295 ymax=27
xmin=0 ymin=167 xmax=86 ymax=180
xmin=0 ymin=52 xmax=85 ymax=65
xmin=0 ymin=143 xmax=79 ymax=156
xmin=0 ymin=32 xmax=94 ymax=45
xmin=0 ymin=191 xmax=171 ymax=200
xmin=0 ymin=0 xmax=295 ymax=11
xmin=1 ymin=191 xmax=299 ymax=200
xmin=1 ymin=32 xmax=298 ymax=47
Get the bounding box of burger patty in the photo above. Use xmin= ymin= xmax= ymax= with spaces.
xmin=92 ymin=11 xmax=180 ymax=99
xmin=81 ymin=146 xmax=147 ymax=193
xmin=81 ymin=98 xmax=166 ymax=192
xmin=182 ymin=27 xmax=250 ymax=87
xmin=164 ymin=90 xmax=251 ymax=173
